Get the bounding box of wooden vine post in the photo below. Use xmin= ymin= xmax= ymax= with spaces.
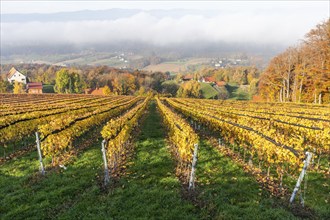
xmin=289 ymin=152 xmax=313 ymax=205
xmin=189 ymin=143 xmax=199 ymax=190
xmin=35 ymin=132 xmax=45 ymax=175
xmin=101 ymin=139 xmax=110 ymax=186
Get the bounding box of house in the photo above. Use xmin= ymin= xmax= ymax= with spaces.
xmin=182 ymin=74 xmax=193 ymax=81
xmin=216 ymin=81 xmax=227 ymax=87
xmin=7 ymin=67 xmax=27 ymax=84
xmin=201 ymin=76 xmax=216 ymax=83
xmin=85 ymin=87 xmax=105 ymax=95
xmin=27 ymin=82 xmax=43 ymax=94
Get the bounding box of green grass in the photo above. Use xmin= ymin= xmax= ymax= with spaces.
xmin=1 ymin=135 xmax=35 ymax=159
xmin=161 ymin=80 xmax=177 ymax=85
xmin=0 ymin=145 xmax=103 ymax=219
xmin=196 ymin=140 xmax=297 ymax=219
xmin=285 ymin=171 xmax=330 ymax=219
xmin=305 ymin=172 xmax=330 ymax=218
xmin=200 ymin=82 xmax=218 ymax=99
xmin=225 ymin=83 xmax=250 ymax=100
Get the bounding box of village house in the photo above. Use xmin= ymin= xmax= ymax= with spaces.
xmin=182 ymin=74 xmax=193 ymax=82
xmin=7 ymin=67 xmax=27 ymax=84
xmin=26 ymin=82 xmax=43 ymax=94
xmin=201 ymin=76 xmax=216 ymax=83
xmin=216 ymin=81 xmax=227 ymax=87
xmin=85 ymin=87 xmax=106 ymax=95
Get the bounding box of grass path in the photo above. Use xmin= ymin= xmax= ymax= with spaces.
xmin=58 ymin=101 xmax=199 ymax=219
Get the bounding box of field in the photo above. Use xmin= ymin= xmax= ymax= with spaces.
xmin=200 ymin=82 xmax=219 ymax=99
xmin=142 ymin=58 xmax=211 ymax=72
xmin=0 ymin=52 xmax=129 ymax=68
xmin=0 ymin=94 xmax=329 ymax=219
xmin=1 ymin=53 xmax=211 ymax=72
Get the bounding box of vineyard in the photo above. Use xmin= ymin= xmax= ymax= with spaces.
xmin=0 ymin=94 xmax=329 ymax=219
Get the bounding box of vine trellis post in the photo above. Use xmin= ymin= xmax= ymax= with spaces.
xmin=101 ymin=139 xmax=110 ymax=186
xmin=188 ymin=143 xmax=199 ymax=190
xmin=35 ymin=132 xmax=45 ymax=175
xmin=289 ymin=152 xmax=313 ymax=205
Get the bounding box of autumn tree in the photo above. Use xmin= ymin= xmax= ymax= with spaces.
xmin=249 ymin=78 xmax=259 ymax=97
xmin=112 ymin=73 xmax=136 ymax=95
xmin=176 ymin=81 xmax=201 ymax=98
xmin=0 ymin=77 xmax=11 ymax=93
xmin=13 ymin=81 xmax=24 ymax=94
xmin=55 ymin=69 xmax=70 ymax=93
xmin=259 ymin=19 xmax=330 ymax=103
xmin=161 ymin=81 xmax=179 ymax=96
xmin=55 ymin=69 xmax=85 ymax=94
xmin=102 ymin=85 xmax=111 ymax=95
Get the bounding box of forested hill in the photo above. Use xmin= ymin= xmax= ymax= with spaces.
xmin=259 ymin=19 xmax=330 ymax=104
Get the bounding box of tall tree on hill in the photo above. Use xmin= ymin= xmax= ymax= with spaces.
xmin=112 ymin=73 xmax=136 ymax=95
xmin=176 ymin=81 xmax=201 ymax=98
xmin=55 ymin=69 xmax=85 ymax=94
xmin=305 ymin=19 xmax=330 ymax=103
xmin=259 ymin=19 xmax=330 ymax=103
xmin=0 ymin=77 xmax=11 ymax=93
xmin=55 ymin=69 xmax=71 ymax=93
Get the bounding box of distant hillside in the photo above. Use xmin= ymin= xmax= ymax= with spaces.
xmin=200 ymin=82 xmax=218 ymax=99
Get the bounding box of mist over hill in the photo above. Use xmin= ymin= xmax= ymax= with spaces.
xmin=1 ymin=7 xmax=327 ymax=67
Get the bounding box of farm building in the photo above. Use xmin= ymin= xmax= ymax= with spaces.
xmin=201 ymin=76 xmax=216 ymax=83
xmin=85 ymin=87 xmax=106 ymax=95
xmin=182 ymin=74 xmax=193 ymax=81
xmin=27 ymin=82 xmax=43 ymax=94
xmin=216 ymin=81 xmax=227 ymax=87
xmin=7 ymin=67 xmax=27 ymax=84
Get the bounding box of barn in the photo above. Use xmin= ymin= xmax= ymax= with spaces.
xmin=27 ymin=82 xmax=43 ymax=94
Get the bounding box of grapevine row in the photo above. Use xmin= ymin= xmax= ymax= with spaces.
xmin=0 ymin=96 xmax=127 ymax=128
xmin=40 ymin=96 xmax=143 ymax=165
xmin=0 ymin=97 xmax=137 ymax=158
xmin=164 ymin=98 xmax=301 ymax=179
xmin=101 ymin=96 xmax=150 ymax=173
xmin=172 ymin=98 xmax=330 ymax=156
xmin=194 ymin=99 xmax=330 ymax=119
xmin=0 ymin=95 xmax=109 ymax=116
xmin=156 ymin=97 xmax=199 ymax=180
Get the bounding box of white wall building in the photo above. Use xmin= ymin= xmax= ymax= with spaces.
xmin=7 ymin=67 xmax=27 ymax=84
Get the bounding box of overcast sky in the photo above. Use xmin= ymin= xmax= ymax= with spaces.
xmin=1 ymin=1 xmax=329 ymax=14
xmin=1 ymin=1 xmax=329 ymax=47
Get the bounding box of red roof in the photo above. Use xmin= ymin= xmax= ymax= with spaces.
xmin=216 ymin=81 xmax=227 ymax=86
xmin=90 ymin=88 xmax=105 ymax=95
xmin=182 ymin=74 xmax=193 ymax=80
xmin=204 ymin=76 xmax=216 ymax=83
xmin=7 ymin=67 xmax=24 ymax=79
xmin=27 ymin=82 xmax=43 ymax=89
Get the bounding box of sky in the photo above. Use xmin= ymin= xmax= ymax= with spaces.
xmin=2 ymin=1 xmax=329 ymax=14
xmin=1 ymin=1 xmax=329 ymax=48
xmin=1 ymin=0 xmax=328 ymax=14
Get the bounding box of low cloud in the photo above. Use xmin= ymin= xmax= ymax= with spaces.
xmin=1 ymin=11 xmax=327 ymax=47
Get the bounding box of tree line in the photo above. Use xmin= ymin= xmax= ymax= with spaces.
xmin=0 ymin=63 xmax=260 ymax=99
xmin=259 ymin=19 xmax=330 ymax=104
